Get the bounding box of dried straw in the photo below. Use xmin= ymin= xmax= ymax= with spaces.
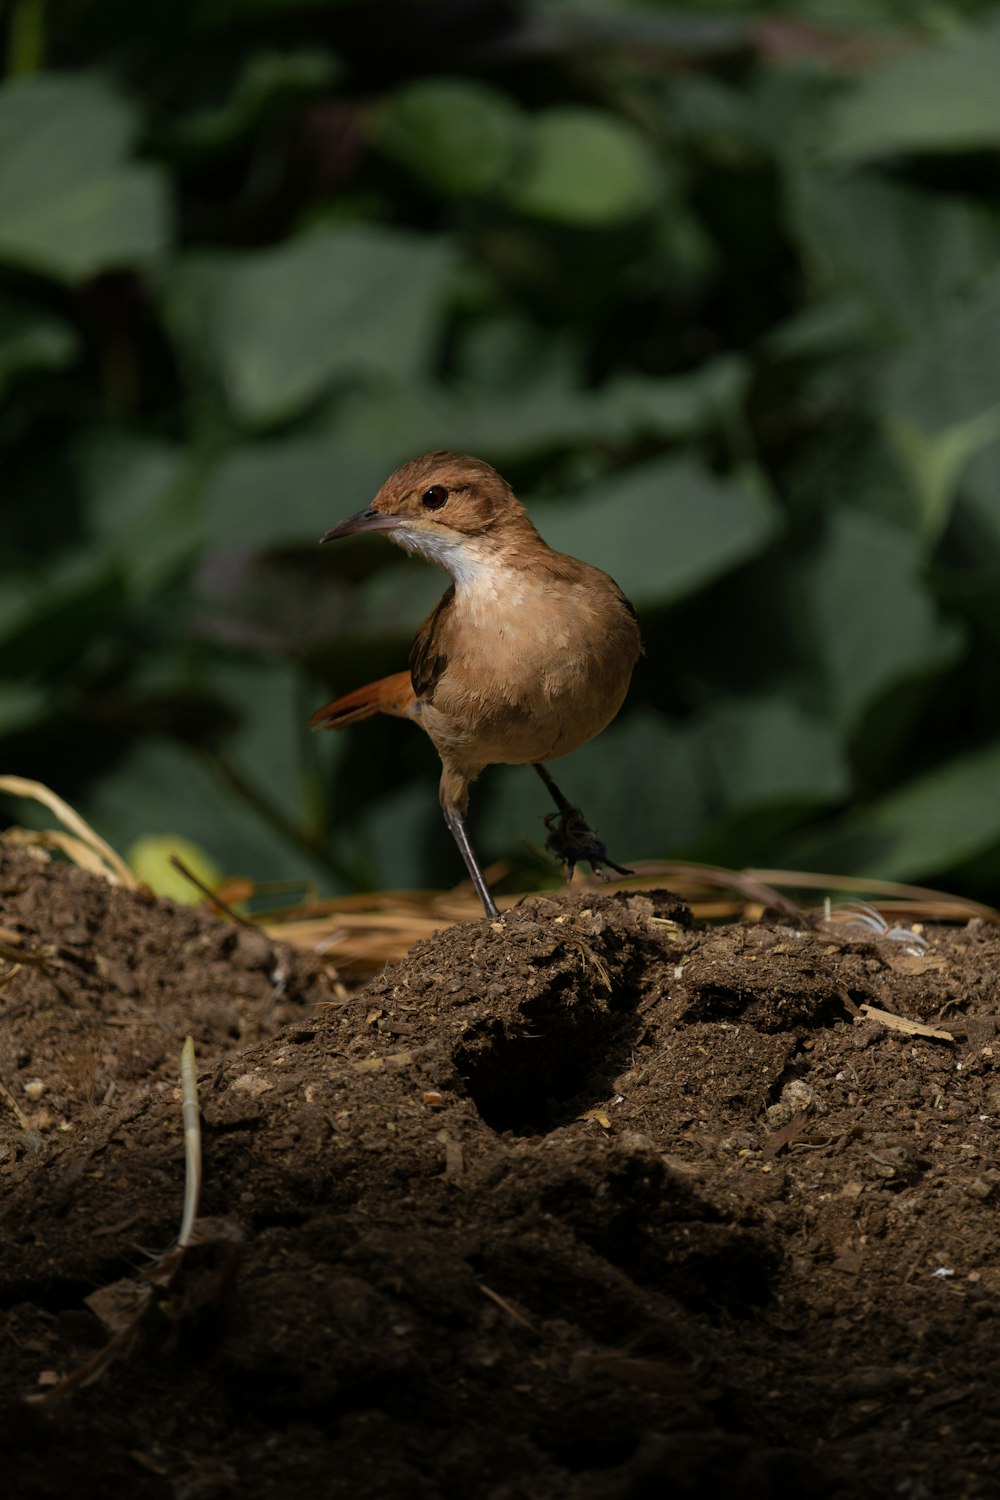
xmin=2 ymin=779 xmax=996 ymax=983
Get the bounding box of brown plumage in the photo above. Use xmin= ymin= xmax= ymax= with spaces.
xmin=310 ymin=670 xmax=416 ymax=729
xmin=311 ymin=452 xmax=642 ymax=918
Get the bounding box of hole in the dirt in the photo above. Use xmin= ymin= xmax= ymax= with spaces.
xmin=540 ymin=1429 xmax=641 ymax=1473
xmin=454 ymin=1006 xmax=642 ymax=1135
xmin=629 ymin=1228 xmax=777 ymax=1319
xmin=232 ymin=1365 xmax=429 ymax=1423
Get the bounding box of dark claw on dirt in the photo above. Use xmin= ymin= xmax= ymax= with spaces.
xmin=543 ymin=806 xmax=633 ymax=882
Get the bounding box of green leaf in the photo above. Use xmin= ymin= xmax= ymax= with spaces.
xmin=374 ymin=78 xmax=527 ymax=196
xmin=508 ymin=106 xmax=662 ymax=226
xmin=887 ymin=269 xmax=1000 ymax=433
xmin=80 ymin=434 xmax=197 ymax=595
xmin=800 ymin=511 xmax=963 ymax=732
xmin=197 ymin=437 xmax=392 ymax=551
xmin=884 ymin=270 xmax=1000 ymax=546
xmin=595 ymin=359 xmax=748 ymax=444
xmin=163 ymin=225 xmax=458 ymax=426
xmin=887 ymin=408 xmax=1000 ymax=544
xmin=830 ymin=18 xmax=1000 ymax=160
xmin=697 ymin=697 xmax=849 ymax=813
xmin=0 ymin=73 xmax=170 ymax=281
xmin=765 ymin=294 xmax=874 ymax=361
xmin=169 ymin=49 xmax=340 ymax=156
xmin=532 ymin=457 xmax=779 ymax=608
xmin=327 ymin=354 xmax=747 ymax=466
xmin=784 ymin=738 xmax=1000 ymax=881
xmin=0 ymin=299 xmax=78 ymax=392
xmin=128 ymin=834 xmax=223 ymax=903
xmin=789 ymin=171 xmax=991 ymax=339
xmin=82 ymin=737 xmax=335 ymax=888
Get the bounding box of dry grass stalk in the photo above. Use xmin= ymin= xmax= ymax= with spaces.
xmin=0 ymin=1076 xmax=31 ymax=1130
xmin=0 ymin=776 xmax=135 ymax=887
xmin=178 ymin=1036 xmax=202 ymax=1248
xmin=261 ymin=861 xmax=998 ymax=980
xmin=25 ymin=1038 xmax=238 ymax=1406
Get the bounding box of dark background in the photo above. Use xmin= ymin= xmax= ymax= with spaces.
xmin=3 ymin=0 xmax=1000 ymax=904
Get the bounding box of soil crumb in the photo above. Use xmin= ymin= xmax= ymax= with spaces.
xmin=1 ymin=846 xmax=998 ymax=1498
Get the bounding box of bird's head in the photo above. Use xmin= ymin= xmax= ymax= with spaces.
xmin=320 ymin=452 xmax=538 ymax=576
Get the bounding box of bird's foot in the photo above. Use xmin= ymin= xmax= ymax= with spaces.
xmin=543 ymin=806 xmax=633 ymax=883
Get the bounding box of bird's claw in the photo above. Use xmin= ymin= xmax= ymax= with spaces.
xmin=543 ymin=807 xmax=633 ymax=883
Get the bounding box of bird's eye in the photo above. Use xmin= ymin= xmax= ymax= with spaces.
xmin=421 ymin=485 xmax=448 ymax=511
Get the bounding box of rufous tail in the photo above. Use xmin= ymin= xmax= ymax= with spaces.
xmin=309 ymin=670 xmax=417 ymax=730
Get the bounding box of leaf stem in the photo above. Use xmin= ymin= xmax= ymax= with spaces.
xmin=204 ymin=748 xmax=359 ymax=888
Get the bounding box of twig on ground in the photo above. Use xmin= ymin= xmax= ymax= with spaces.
xmin=168 ymin=854 xmax=258 ymax=929
xmin=477 ymin=1284 xmax=538 ymax=1333
xmin=856 ymin=1004 xmax=953 ymax=1042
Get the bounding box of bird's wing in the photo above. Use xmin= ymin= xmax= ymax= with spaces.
xmin=409 ymin=584 xmax=455 ymax=701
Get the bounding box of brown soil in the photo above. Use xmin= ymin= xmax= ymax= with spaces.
xmin=1 ymin=844 xmax=998 ymax=1499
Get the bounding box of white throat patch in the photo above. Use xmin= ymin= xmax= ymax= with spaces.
xmin=390 ymin=526 xmax=492 ymax=590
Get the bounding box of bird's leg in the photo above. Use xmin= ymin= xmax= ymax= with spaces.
xmin=442 ymin=804 xmax=500 ymax=918
xmin=440 ymin=771 xmax=500 ymax=919
xmin=532 ymin=763 xmax=633 ymax=882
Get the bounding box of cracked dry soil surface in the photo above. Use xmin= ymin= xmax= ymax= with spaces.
xmin=1 ymin=844 xmax=999 ymax=1499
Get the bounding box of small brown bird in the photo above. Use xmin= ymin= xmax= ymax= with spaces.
xmin=311 ymin=452 xmax=642 ymax=918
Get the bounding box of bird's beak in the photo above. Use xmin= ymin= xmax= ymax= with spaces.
xmin=320 ymin=508 xmax=403 ymax=543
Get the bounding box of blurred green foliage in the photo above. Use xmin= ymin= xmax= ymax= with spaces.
xmin=4 ymin=0 xmax=1000 ymax=903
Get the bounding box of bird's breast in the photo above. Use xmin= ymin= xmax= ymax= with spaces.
xmin=417 ymin=563 xmax=640 ymax=772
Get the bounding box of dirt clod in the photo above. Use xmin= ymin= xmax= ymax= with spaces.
xmin=1 ymin=846 xmax=999 ymax=1496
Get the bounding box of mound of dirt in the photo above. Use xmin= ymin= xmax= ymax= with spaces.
xmin=1 ymin=845 xmax=998 ymax=1498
